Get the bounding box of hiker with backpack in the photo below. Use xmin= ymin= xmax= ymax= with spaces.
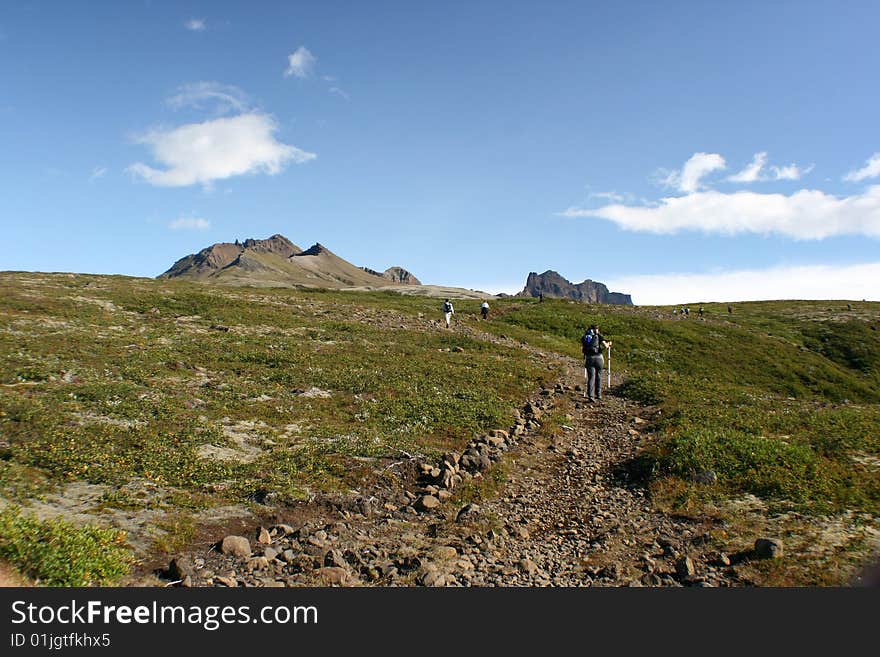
xmin=480 ymin=300 xmax=490 ymax=320
xmin=581 ymin=324 xmax=612 ymax=402
xmin=442 ymin=299 xmax=455 ymax=328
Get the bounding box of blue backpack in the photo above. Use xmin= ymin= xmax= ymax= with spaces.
xmin=581 ymin=330 xmax=602 ymax=356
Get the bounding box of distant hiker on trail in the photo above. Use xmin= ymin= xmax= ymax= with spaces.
xmin=480 ymin=300 xmax=490 ymax=320
xmin=728 ymin=305 xmax=733 ymax=314
xmin=684 ymin=307 xmax=690 ymax=317
xmin=442 ymin=299 xmax=455 ymax=328
xmin=539 ymin=292 xmax=544 ymax=303
xmin=581 ymin=324 xmax=612 ymax=402
xmin=673 ymin=308 xmax=678 ymax=316
xmin=699 ymin=306 xmax=704 ymax=318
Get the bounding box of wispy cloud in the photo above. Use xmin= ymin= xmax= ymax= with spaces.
xmin=328 ymin=86 xmax=350 ymax=101
xmin=727 ymin=152 xmax=768 ymax=183
xmin=589 ymin=191 xmax=627 ymax=203
xmin=166 ymin=82 xmax=251 ymax=115
xmin=607 ymin=262 xmax=880 ymax=305
xmin=127 ymin=113 xmax=315 ymax=188
xmin=728 ymin=152 xmax=812 ymax=182
xmin=185 ymin=19 xmax=206 ymax=32
xmin=284 ymin=46 xmax=316 ymax=78
xmin=169 ymin=216 xmax=210 ymax=230
xmin=89 ymin=166 xmax=107 ymax=181
xmin=560 ymin=185 xmax=880 ymax=239
xmin=656 ymin=152 xmax=726 ymax=193
xmin=844 ymin=153 xmax=880 ymax=182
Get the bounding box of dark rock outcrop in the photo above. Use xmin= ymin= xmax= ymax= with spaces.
xmin=159 ymin=234 xmax=302 ymax=279
xmin=361 ymin=266 xmax=422 ymax=286
xmin=519 ymin=270 xmax=632 ymax=305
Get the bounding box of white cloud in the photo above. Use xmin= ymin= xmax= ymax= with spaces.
xmin=169 ymin=217 xmax=210 ymax=230
xmin=727 ymin=152 xmax=813 ymax=184
xmin=185 ymin=19 xmax=206 ymax=32
xmin=658 ymin=152 xmax=726 ymax=193
xmin=607 ymin=262 xmax=880 ymax=305
xmin=127 ymin=113 xmax=316 ymax=188
xmin=560 ymin=185 xmax=880 ymax=239
xmin=769 ymin=163 xmax=813 ymax=180
xmin=328 ymin=87 xmax=350 ymax=101
xmin=166 ymin=82 xmax=250 ymax=114
xmin=844 ymin=153 xmax=880 ymax=182
xmin=284 ymin=46 xmax=316 ymax=78
xmin=728 ymin=152 xmax=768 ymax=183
xmin=589 ymin=191 xmax=626 ymax=203
xmin=89 ymin=166 xmax=107 ymax=181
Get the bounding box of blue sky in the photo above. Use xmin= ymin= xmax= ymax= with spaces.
xmin=2 ymin=0 xmax=879 ymax=304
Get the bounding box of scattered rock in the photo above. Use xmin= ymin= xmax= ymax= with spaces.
xmin=675 ymin=556 xmax=696 ymax=578
xmin=316 ymin=567 xmax=352 ymax=586
xmin=168 ymin=556 xmax=196 ymax=581
xmin=416 ymin=495 xmax=440 ymax=511
xmin=220 ymin=535 xmax=251 ymax=559
xmin=754 ymin=538 xmax=784 ymax=559
xmin=693 ymin=470 xmax=718 ymax=485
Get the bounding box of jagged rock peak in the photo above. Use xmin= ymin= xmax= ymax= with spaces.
xmin=298 ymin=243 xmax=332 ymax=257
xmin=241 ymin=234 xmax=302 ymax=258
xmin=383 ymin=266 xmax=421 ymax=286
xmin=519 ymin=270 xmax=632 ymax=305
xmin=360 ymin=265 xmax=422 ymax=285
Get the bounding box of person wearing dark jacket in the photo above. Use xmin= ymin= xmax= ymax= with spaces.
xmin=581 ymin=325 xmax=612 ymax=402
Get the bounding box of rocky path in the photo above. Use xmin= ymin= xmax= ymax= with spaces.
xmin=162 ymin=359 xmax=746 ymax=588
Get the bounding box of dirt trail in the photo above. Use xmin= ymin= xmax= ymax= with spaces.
xmin=154 ymin=354 xmax=744 ymax=588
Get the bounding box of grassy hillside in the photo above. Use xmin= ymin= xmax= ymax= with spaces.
xmin=0 ymin=272 xmax=556 ymax=584
xmin=479 ymin=299 xmax=880 ymax=514
xmin=1 ymin=271 xmax=878 ymax=585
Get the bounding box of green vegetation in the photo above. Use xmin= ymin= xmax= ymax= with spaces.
xmin=1 ymin=272 xmax=877 ymax=585
xmin=479 ymin=298 xmax=880 ymax=514
xmin=0 ymin=273 xmax=556 ymax=582
xmin=0 ymin=506 xmax=132 ymax=586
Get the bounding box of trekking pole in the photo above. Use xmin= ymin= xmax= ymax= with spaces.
xmin=607 ymin=345 xmax=611 ymax=388
xmin=583 ymin=364 xmax=588 ymax=398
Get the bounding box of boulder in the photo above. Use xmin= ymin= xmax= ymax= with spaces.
xmin=754 ymin=538 xmax=784 ymax=559
xmin=220 ymin=535 xmax=251 ymax=559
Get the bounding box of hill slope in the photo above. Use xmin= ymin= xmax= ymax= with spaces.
xmin=0 ymin=273 xmax=878 ymax=586
xmin=158 ymin=234 xmax=424 ymax=292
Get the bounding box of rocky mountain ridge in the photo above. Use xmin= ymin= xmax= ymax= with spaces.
xmin=158 ymin=234 xmax=421 ymax=290
xmin=519 ymin=270 xmax=632 ymax=305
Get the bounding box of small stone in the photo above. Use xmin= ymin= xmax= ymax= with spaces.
xmin=456 ymin=503 xmax=480 ymax=522
xmin=519 ymin=559 xmax=539 ymax=575
xmin=246 ymin=556 xmax=269 ymax=572
xmin=754 ymin=538 xmax=784 ymax=559
xmin=675 ymin=556 xmax=696 ymax=578
xmin=215 ymin=575 xmax=238 ymax=587
xmin=432 ymin=546 xmax=458 ymax=560
xmin=416 ymin=495 xmax=441 ymax=511
xmin=168 ymin=556 xmax=196 ymax=581
xmin=257 ymin=527 xmax=272 ymax=545
xmin=272 ymin=523 xmax=295 ymax=536
xmin=716 ymin=553 xmax=731 ymax=567
xmin=693 ymin=470 xmax=718 ymax=485
xmin=220 ymin=535 xmax=251 ymax=559
xmin=316 ymin=567 xmax=352 ymax=586
xmin=264 ymin=547 xmax=280 ymax=561
xmin=281 ymin=549 xmax=297 ymax=563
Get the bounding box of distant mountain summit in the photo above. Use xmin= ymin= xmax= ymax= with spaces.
xmin=519 ymin=270 xmax=633 ymax=305
xmin=158 ymin=234 xmax=420 ymax=290
xmin=361 ymin=265 xmax=422 ymax=286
